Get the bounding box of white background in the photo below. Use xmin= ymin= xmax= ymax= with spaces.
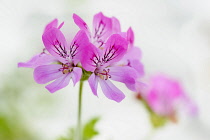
xmin=0 ymin=0 xmax=210 ymax=139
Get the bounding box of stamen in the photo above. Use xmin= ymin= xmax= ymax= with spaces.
xmin=59 ymin=63 xmax=73 ymax=74
xmin=97 ymin=69 xmax=111 ymax=80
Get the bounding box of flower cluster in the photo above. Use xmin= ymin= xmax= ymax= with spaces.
xmin=18 ymin=12 xmax=144 ymax=102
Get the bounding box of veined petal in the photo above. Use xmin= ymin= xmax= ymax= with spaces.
xmin=99 ymin=79 xmax=125 ymax=102
xmin=44 ymin=19 xmax=58 ymax=33
xmin=109 ymin=66 xmax=137 ymax=84
xmin=102 ymin=34 xmax=128 ymax=66
xmin=34 ymin=64 xmax=63 ymax=84
xmin=42 ymin=28 xmax=68 ymax=63
xmin=18 ymin=53 xmax=56 ymax=68
xmin=81 ymin=43 xmax=99 ymax=72
xmin=45 ymin=74 xmax=71 ymax=93
xmin=70 ymin=30 xmax=90 ymax=65
xmin=73 ymin=14 xmax=90 ymax=38
xmin=92 ymin=12 xmax=112 ymax=47
xmin=88 ymin=73 xmax=99 ymax=96
xmin=71 ymin=67 xmax=82 ymax=86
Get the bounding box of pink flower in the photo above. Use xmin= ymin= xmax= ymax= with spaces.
xmin=33 ymin=28 xmax=90 ymax=93
xmin=82 ymin=34 xmax=138 ymax=102
xmin=19 ymin=17 xmax=91 ymax=93
xmin=73 ymin=12 xmax=121 ymax=48
xmin=141 ymin=74 xmax=198 ymax=117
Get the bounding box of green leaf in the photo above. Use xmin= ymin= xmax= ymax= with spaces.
xmin=83 ymin=117 xmax=100 ymax=140
xmin=56 ymin=117 xmax=100 ymax=140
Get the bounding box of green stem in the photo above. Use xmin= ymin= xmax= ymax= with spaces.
xmin=76 ymin=81 xmax=84 ymax=140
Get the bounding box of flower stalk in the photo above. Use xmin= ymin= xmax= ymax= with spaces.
xmin=76 ymin=80 xmax=84 ymax=140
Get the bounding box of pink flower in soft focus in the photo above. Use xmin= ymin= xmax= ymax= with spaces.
xmin=142 ymin=74 xmax=198 ymax=118
xmin=73 ymin=12 xmax=121 ymax=48
xmin=82 ymin=34 xmax=138 ymax=102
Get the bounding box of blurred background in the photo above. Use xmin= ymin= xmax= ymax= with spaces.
xmin=0 ymin=0 xmax=210 ymax=139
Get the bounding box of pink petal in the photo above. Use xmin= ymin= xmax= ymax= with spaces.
xmin=58 ymin=22 xmax=64 ymax=29
xmin=45 ymin=74 xmax=71 ymax=93
xmin=111 ymin=17 xmax=121 ymax=33
xmin=42 ymin=28 xmax=68 ymax=63
xmin=73 ymin=14 xmax=90 ymax=38
xmin=34 ymin=64 xmax=63 ymax=84
xmin=129 ymin=59 xmax=144 ymax=77
xmin=44 ymin=19 xmax=58 ymax=33
xmin=125 ymin=83 xmax=136 ymax=91
xmin=99 ymin=79 xmax=125 ymax=102
xmin=70 ymin=30 xmax=90 ymax=65
xmin=18 ymin=53 xmax=56 ymax=68
xmin=127 ymin=27 xmax=134 ymax=46
xmin=88 ymin=73 xmax=99 ymax=96
xmin=102 ymin=34 xmax=128 ymax=66
xmin=134 ymin=81 xmax=147 ymax=93
xmin=123 ymin=46 xmax=142 ymax=61
xmin=109 ymin=66 xmax=137 ymax=85
xmin=71 ymin=67 xmax=82 ymax=86
xmin=92 ymin=12 xmax=112 ymax=47
xmin=80 ymin=43 xmax=98 ymax=72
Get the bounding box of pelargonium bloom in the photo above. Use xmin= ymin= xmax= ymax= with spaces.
xmin=19 ymin=18 xmax=91 ymax=93
xmin=33 ymin=28 xmax=90 ymax=93
xmin=82 ymin=34 xmax=138 ymax=102
xmin=140 ymin=74 xmax=197 ymax=118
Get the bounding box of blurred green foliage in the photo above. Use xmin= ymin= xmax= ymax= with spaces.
xmin=57 ymin=117 xmax=100 ymax=140
xmin=0 ymin=70 xmax=37 ymax=140
xmin=0 ymin=114 xmax=35 ymax=140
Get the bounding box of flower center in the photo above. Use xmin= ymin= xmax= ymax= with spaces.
xmin=59 ymin=63 xmax=73 ymax=74
xmin=96 ymin=69 xmax=111 ymax=80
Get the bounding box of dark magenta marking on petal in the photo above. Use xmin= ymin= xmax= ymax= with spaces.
xmin=69 ymin=41 xmax=79 ymax=59
xmin=52 ymin=39 xmax=68 ymax=58
xmin=93 ymin=20 xmax=106 ymax=47
xmin=102 ymin=45 xmax=118 ymax=63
